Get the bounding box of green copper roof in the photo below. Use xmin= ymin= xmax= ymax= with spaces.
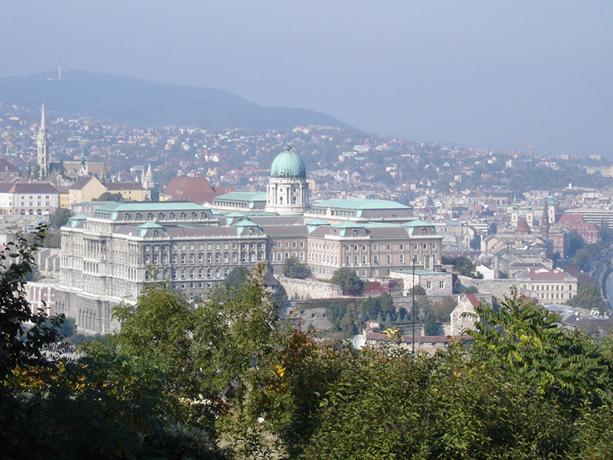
xmin=312 ymin=198 xmax=410 ymax=210
xmin=403 ymin=219 xmax=432 ymax=227
xmin=137 ymin=221 xmax=165 ymax=229
xmin=270 ymin=149 xmax=306 ymax=179
xmin=233 ymin=218 xmax=259 ymax=227
xmin=96 ymin=202 xmax=208 ymax=212
xmin=306 ymin=219 xmax=330 ymax=226
xmin=215 ymin=191 xmax=267 ymax=202
xmin=67 ymin=213 xmax=87 ymax=227
xmin=331 ymin=221 xmax=399 ymax=229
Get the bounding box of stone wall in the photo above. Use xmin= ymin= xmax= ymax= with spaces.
xmin=278 ymin=275 xmax=342 ymax=300
xmin=36 ymin=248 xmax=61 ymax=273
xmin=459 ymin=276 xmax=520 ymax=298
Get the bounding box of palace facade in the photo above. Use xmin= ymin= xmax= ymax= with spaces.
xmin=57 ymin=148 xmax=443 ymax=333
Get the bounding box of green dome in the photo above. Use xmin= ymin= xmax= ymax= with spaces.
xmin=270 ymin=149 xmax=306 ymax=179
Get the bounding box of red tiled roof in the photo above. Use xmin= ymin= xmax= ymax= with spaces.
xmin=515 ymin=217 xmax=531 ymax=234
xmin=5 ymin=183 xmax=58 ymax=194
xmin=559 ymin=214 xmax=584 ymax=225
xmin=559 ymin=214 xmax=599 ymax=231
xmin=365 ymin=332 xmax=472 ymax=344
xmin=163 ymin=176 xmax=228 ymax=203
xmin=466 ymin=293 xmax=480 ymax=307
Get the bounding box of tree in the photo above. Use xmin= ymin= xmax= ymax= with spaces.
xmin=567 ymin=281 xmax=609 ymax=314
xmin=471 ymin=294 xmax=610 ymax=409
xmin=361 ymin=297 xmax=381 ymax=320
xmin=96 ymin=192 xmax=124 ymax=202
xmin=0 ymin=225 xmax=63 ymax=381
xmin=454 ymin=256 xmax=476 ymax=276
xmin=408 ymin=285 xmax=426 ymax=296
xmin=48 ymin=207 xmax=72 ymax=230
xmin=225 ymin=266 xmax=250 ymax=290
xmin=331 ymin=268 xmax=363 ymax=296
xmin=383 ymin=311 xmax=394 ymax=328
xmin=283 ymin=256 xmax=311 ymax=279
xmin=445 ymin=256 xmax=480 ymax=278
xmin=422 ymin=309 xmax=438 ymax=335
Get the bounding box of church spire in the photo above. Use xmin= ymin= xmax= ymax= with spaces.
xmin=142 ymin=163 xmax=154 ymax=190
xmin=37 ymin=103 xmax=48 ymax=179
xmin=541 ymin=197 xmax=550 ymax=237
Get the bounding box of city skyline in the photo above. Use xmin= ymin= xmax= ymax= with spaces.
xmin=0 ymin=1 xmax=611 ymax=156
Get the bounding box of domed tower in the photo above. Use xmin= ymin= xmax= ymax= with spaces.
xmin=265 ymin=147 xmax=309 ymax=215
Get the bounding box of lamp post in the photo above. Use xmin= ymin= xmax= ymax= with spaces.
xmin=412 ymin=255 xmax=417 ymax=354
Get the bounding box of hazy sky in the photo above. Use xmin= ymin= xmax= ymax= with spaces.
xmin=1 ymin=1 xmax=612 ymax=156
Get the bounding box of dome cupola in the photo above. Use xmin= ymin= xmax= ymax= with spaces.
xmin=270 ymin=147 xmax=306 ymax=179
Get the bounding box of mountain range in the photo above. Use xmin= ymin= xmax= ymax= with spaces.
xmin=0 ymin=71 xmax=349 ymax=131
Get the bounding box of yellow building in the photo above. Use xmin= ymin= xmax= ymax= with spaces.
xmin=103 ymin=182 xmax=149 ymax=202
xmin=58 ymin=188 xmax=70 ymax=208
xmin=68 ymin=176 xmax=107 ymax=206
xmin=67 ymin=176 xmax=149 ymax=207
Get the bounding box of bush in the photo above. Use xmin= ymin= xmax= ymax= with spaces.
xmin=331 ymin=268 xmax=363 ymax=296
xmin=283 ymin=256 xmax=311 ymax=279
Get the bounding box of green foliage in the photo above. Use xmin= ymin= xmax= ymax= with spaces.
xmin=225 ymin=265 xmax=250 ymax=290
xmin=2 ymin=233 xmax=612 ymax=458
xmin=429 ymin=296 xmax=458 ymax=322
xmin=408 ymin=285 xmax=426 ymax=295
xmin=567 ymin=281 xmax=609 ymax=314
xmin=0 ymin=225 xmax=63 ymax=381
xmin=471 ymin=295 xmax=610 ymax=409
xmin=445 ymin=255 xmax=481 ymax=278
xmin=321 ymin=294 xmax=401 ymax=336
xmin=331 ymin=268 xmax=363 ymax=295
xmin=56 ymin=316 xmax=77 ymax=338
xmin=96 ymin=191 xmax=124 ymax=202
xmin=282 ymin=256 xmax=311 ymax=279
xmin=422 ymin=309 xmax=438 ymax=335
xmin=191 ymin=263 xmax=279 ymax=401
xmin=48 ymin=207 xmax=72 ymax=230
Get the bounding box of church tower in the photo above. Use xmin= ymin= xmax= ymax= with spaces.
xmin=265 ymin=146 xmax=309 ymax=215
xmin=78 ymin=150 xmax=89 ymax=177
xmin=142 ymin=163 xmax=154 ymax=190
xmin=37 ymin=103 xmax=49 ymax=179
xmin=541 ymin=198 xmax=550 ymax=238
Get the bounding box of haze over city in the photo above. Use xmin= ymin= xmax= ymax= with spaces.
xmin=2 ymin=2 xmax=613 ymax=458
xmin=1 ymin=0 xmax=611 ymax=156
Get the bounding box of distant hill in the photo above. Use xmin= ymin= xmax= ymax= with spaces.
xmin=0 ymin=71 xmax=350 ymax=131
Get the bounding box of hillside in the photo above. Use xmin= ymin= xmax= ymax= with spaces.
xmin=0 ymin=71 xmax=349 ymax=131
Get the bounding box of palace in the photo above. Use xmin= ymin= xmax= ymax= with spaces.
xmin=57 ymin=148 xmax=443 ymax=333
